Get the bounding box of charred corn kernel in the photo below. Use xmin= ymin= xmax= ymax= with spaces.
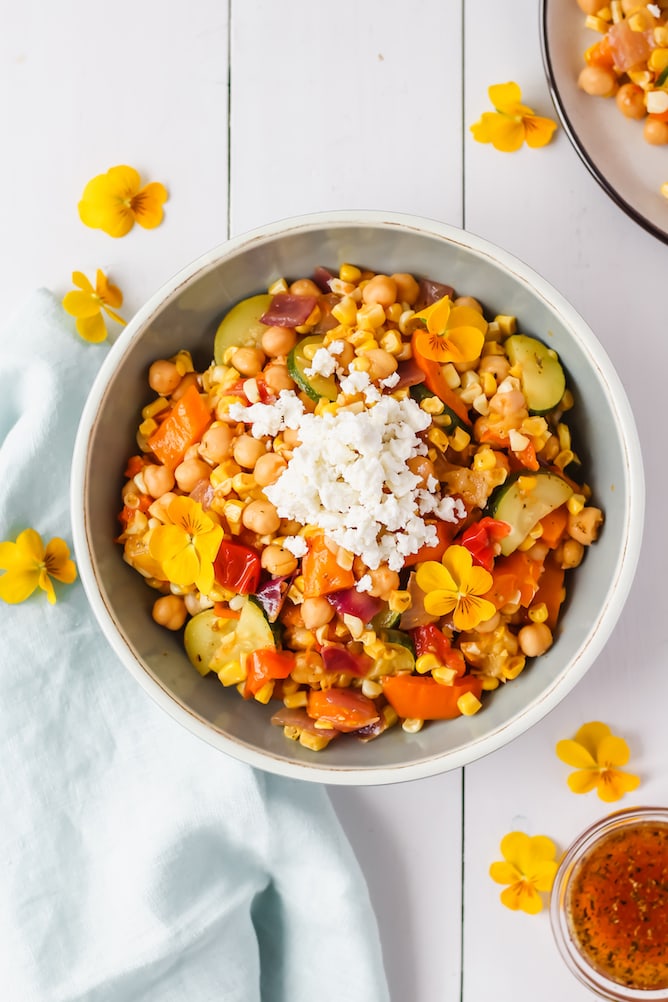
xmin=254 ymin=681 xmax=275 ymax=704
xmin=268 ymin=277 xmax=288 ymax=294
xmin=402 ymin=717 xmax=424 ymax=734
xmin=480 ymin=371 xmax=497 ymax=396
xmin=380 ymin=329 xmax=403 ymax=355
xmin=433 ymin=666 xmax=459 ymax=686
xmin=388 ymin=590 xmax=411 ymax=614
xmin=223 ymin=499 xmax=245 ymax=532
xmin=585 ymin=13 xmax=609 ymax=31
xmin=173 ymin=350 xmax=194 ymax=375
xmin=398 ymin=309 xmax=416 ymax=335
xmin=361 ymin=679 xmax=383 ymax=698
xmin=442 ymin=362 xmax=461 ymax=388
xmin=416 ymin=653 xmax=441 ymax=674
xmin=329 ymin=278 xmax=356 ymax=296
xmin=385 ymin=303 xmax=403 ymax=324
xmin=331 ymin=296 xmax=357 ymax=326
xmin=555 ymin=448 xmax=575 ymax=470
xmin=567 ymin=493 xmax=586 ymax=515
xmin=481 ymin=676 xmax=500 ymax=691
xmin=529 ymin=602 xmax=549 ymax=624
xmin=649 ymin=47 xmax=668 ymax=72
xmin=138 ymin=417 xmax=158 ymax=438
xmin=339 ymin=263 xmax=362 ymax=283
xmin=518 ymin=476 xmax=537 ymax=494
xmin=382 ymin=705 xmax=399 ymax=728
xmin=503 ymin=656 xmax=526 ymax=681
xmin=449 ymin=427 xmax=471 ymax=451
xmin=349 ymin=355 xmax=371 ymax=373
xmin=218 ymin=661 xmax=246 ymax=686
xmin=473 ymin=448 xmax=495 ymax=473
xmin=142 ymin=397 xmax=169 ymax=420
xmin=457 ymin=691 xmax=482 ymax=716
xmin=299 ymin=731 xmax=330 ymax=751
xmin=610 ymin=0 xmax=622 ymax=21
xmin=313 ymin=718 xmax=335 ymax=731
xmin=495 ymin=314 xmax=517 ymax=335
xmin=283 ymin=725 xmax=300 ymax=742
xmin=231 ymin=472 xmax=256 ymax=497
xmin=654 ymin=25 xmax=668 ymax=47
xmin=420 ymin=396 xmax=445 ymax=415
xmin=428 ymin=427 xmax=450 ymax=452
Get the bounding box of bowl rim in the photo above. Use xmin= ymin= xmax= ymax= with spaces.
xmin=70 ymin=209 xmax=646 ymax=785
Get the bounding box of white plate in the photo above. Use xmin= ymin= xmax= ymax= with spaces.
xmin=541 ymin=0 xmax=668 ymax=243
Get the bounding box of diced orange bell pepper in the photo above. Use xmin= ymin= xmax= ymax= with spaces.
xmin=306 ymin=688 xmax=380 ymax=732
xmin=147 ymin=383 xmax=212 ymax=470
xmin=245 ymin=648 xmax=296 ymax=697
xmin=533 ymin=556 xmax=565 ymax=629
xmin=585 ymin=36 xmax=615 ymax=70
xmin=301 ymin=535 xmax=355 ymax=598
xmin=403 ymin=515 xmax=464 ymax=567
xmin=382 ymin=674 xmax=483 ymax=720
xmin=538 ymin=505 xmax=569 ymax=549
xmin=509 ymin=440 xmax=540 ymax=472
xmin=485 ymin=550 xmax=543 ymax=609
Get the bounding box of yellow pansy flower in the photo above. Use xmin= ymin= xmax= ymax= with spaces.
xmin=411 ymin=295 xmax=487 ymax=365
xmin=0 ymin=528 xmax=77 ymax=605
xmin=470 ymin=82 xmax=557 ymax=153
xmin=62 ymin=269 xmax=126 ymax=343
xmin=78 ymin=165 xmax=168 ymax=238
xmin=415 ymin=544 xmax=496 ymax=631
xmin=489 ymin=831 xmax=558 ymax=914
xmin=149 ymin=496 xmax=223 ymax=596
xmin=556 ymin=721 xmax=641 ymax=803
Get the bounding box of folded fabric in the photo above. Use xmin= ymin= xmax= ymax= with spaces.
xmin=0 ymin=290 xmax=389 ymax=1002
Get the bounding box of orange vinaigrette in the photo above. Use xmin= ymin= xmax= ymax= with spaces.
xmin=565 ymin=821 xmax=668 ymax=991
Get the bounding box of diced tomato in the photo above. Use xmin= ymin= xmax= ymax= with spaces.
xmin=456 ymin=517 xmax=510 ymax=571
xmin=214 ymin=540 xmax=262 ymax=595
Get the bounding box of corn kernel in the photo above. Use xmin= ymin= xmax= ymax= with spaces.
xmin=138 ymin=417 xmax=158 ymax=438
xmin=628 ymin=69 xmax=653 ymax=89
xmin=283 ymin=725 xmax=300 ymax=742
xmin=480 ymin=676 xmax=500 ymax=691
xmin=361 ymin=679 xmax=383 ymax=699
xmin=254 ymin=681 xmax=275 ymax=704
xmin=442 ymin=362 xmax=461 ymax=388
xmin=610 ymin=0 xmax=622 ymax=22
xmin=473 ymin=393 xmax=489 ymax=416
xmin=654 ymin=26 xmax=668 ymax=47
xmin=382 ymin=705 xmax=399 ymax=728
xmin=331 ymin=296 xmax=358 ymax=326
xmin=299 ymin=731 xmax=330 ymax=751
xmin=173 ymin=350 xmax=194 ymax=375
xmin=388 ymin=590 xmax=411 ymax=613
xmin=485 ymin=321 xmax=503 ymax=343
xmin=480 ymin=371 xmax=497 ymax=397
xmin=554 ymin=449 xmax=575 ymax=470
xmin=313 ymin=718 xmax=335 ymax=730
xmin=585 ymin=13 xmax=609 ymax=31
xmin=628 ymin=12 xmax=649 ymax=31
xmin=457 ymin=691 xmax=482 ymax=716
xmin=427 ymin=427 xmax=450 ymax=452
xmin=282 ymin=678 xmax=300 ymax=697
xmin=385 ymin=303 xmax=403 ymax=324
xmin=343 ymin=613 xmax=365 ymax=640
xmin=503 ymin=656 xmax=526 ymax=681
xmin=380 ymin=329 xmax=403 ymax=355
xmin=223 ymin=499 xmax=245 ymax=532
xmin=596 ymin=5 xmax=611 ymax=21
xmin=142 ymin=397 xmax=169 ymax=420
xmin=433 ymin=666 xmax=459 ymax=686
xmin=416 ymin=653 xmax=440 ymax=674
xmin=295 ymin=305 xmax=321 ymax=334
xmin=649 ymin=47 xmax=668 ymax=73
xmin=495 ymin=314 xmax=517 ymax=335
xmin=529 ymin=603 xmax=549 ymax=624
xmin=567 ymin=493 xmax=586 ymax=515
xmin=420 ymin=396 xmax=445 ymax=415
xmin=231 ymin=472 xmax=257 ymax=497
xmin=398 ymin=309 xmax=416 ymax=335
xmin=518 ymin=476 xmax=537 ymax=494
xmin=518 ymin=535 xmax=537 ymax=552
xmin=339 ymin=263 xmax=362 ymax=284
xmin=268 ymin=277 xmax=288 ymax=294
xmin=402 ymin=717 xmax=424 ymax=734
xmin=349 ymin=356 xmax=371 ymax=374
xmin=357 ymin=303 xmax=386 ymax=330
xmin=473 ymin=447 xmax=496 ymax=472
xmin=363 ymin=639 xmax=386 ymax=660
xmin=662 ymin=182 xmax=668 ymax=200
xmin=218 ymin=661 xmax=246 ymax=687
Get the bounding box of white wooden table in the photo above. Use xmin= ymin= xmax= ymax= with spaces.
xmin=2 ymin=2 xmax=665 ymax=999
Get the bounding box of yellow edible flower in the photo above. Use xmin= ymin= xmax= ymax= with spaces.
xmin=78 ymin=165 xmax=168 ymax=238
xmin=489 ymin=831 xmax=558 ymax=914
xmin=556 ymin=721 xmax=641 ymax=802
xmin=412 ymin=295 xmax=486 ymax=365
xmin=149 ymin=496 xmax=223 ymax=596
xmin=470 ymin=82 xmax=557 ymax=153
xmin=0 ymin=528 xmax=77 ymax=605
xmin=62 ymin=269 xmax=126 ymax=343
xmin=415 ymin=544 xmax=496 ymax=631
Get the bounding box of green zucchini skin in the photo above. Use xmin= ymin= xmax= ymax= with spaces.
xmin=487 ymin=470 xmax=573 ymax=555
xmin=505 ymin=334 xmax=566 ymax=415
xmin=287 ymin=334 xmax=338 ymax=401
xmin=213 ymin=293 xmax=273 ymax=366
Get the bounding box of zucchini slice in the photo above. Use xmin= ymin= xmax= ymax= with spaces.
xmin=505 ymin=334 xmax=566 ymax=415
xmin=287 ymin=334 xmax=338 ymax=401
xmin=487 ymin=470 xmax=573 ymax=555
xmin=213 ymin=293 xmax=273 ymax=365
xmin=410 ymin=383 xmax=471 ymax=433
xmin=187 ymin=599 xmax=275 ymax=678
xmin=184 ymin=609 xmax=238 ymax=677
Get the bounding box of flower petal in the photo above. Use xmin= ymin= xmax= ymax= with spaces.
xmin=527 ymin=835 xmax=557 ymax=863
xmin=499 ymin=831 xmax=531 ymax=870
xmin=0 ymin=541 xmax=21 ymax=571
xmin=76 ymin=313 xmax=108 ymax=344
xmin=150 ymin=524 xmax=189 ymax=564
xmin=194 ymin=525 xmax=224 ymax=564
xmin=573 ymin=721 xmax=611 ymax=759
xmin=555 ymin=738 xmax=598 ymax=769
xmin=423 ymin=589 xmax=457 ymax=617
xmin=500 ymin=880 xmax=543 ymax=914
xmin=131 ymin=182 xmax=168 ymax=230
xmin=524 ymin=115 xmax=558 ymax=149
xmin=45 ymin=538 xmax=77 ymax=584
xmin=415 ymin=559 xmax=456 ymax=595
xmin=62 ymin=290 xmax=100 ymax=319
xmin=447 ymin=305 xmax=488 ymax=335
xmin=596 ymin=734 xmax=631 ymax=768
xmin=597 ymin=769 xmax=641 ymax=803
xmin=442 ymin=544 xmax=474 ymax=583
xmin=489 ymin=117 xmax=526 ymax=153
xmin=470 ymin=111 xmax=501 ymax=145
xmin=567 ymin=769 xmax=599 ymax=795
xmin=16 ymin=529 xmax=45 ymax=562
xmin=530 ymin=859 xmax=559 ymax=892
xmin=38 ymin=567 xmax=57 ymax=605
xmin=438 ymin=326 xmax=485 ymax=365
xmin=105 ymin=165 xmax=142 ymax=198
xmin=101 ymin=305 xmax=127 ymax=326
xmin=489 ymin=861 xmax=522 ymax=885
xmin=95 ymin=269 xmax=123 ymax=309
xmin=0 ymin=568 xmax=39 ymax=604
xmin=164 ymin=545 xmax=200 ymax=587
xmin=452 ymin=594 xmax=497 ymax=632
xmin=488 ymin=82 xmax=524 ymax=114
xmin=413 ymin=329 xmax=455 ymax=363
xmin=72 ymin=271 xmax=94 ymax=293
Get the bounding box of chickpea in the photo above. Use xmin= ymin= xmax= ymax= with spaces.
xmin=391 ymin=272 xmax=420 ymax=305
xmin=407 ymin=455 xmax=435 ymax=488
xmin=518 ymin=622 xmax=553 ymax=658
xmin=560 ymin=538 xmax=585 ymax=570
xmin=289 ymin=278 xmax=321 ymax=298
xmin=362 ymin=274 xmax=397 ymax=308
xmin=578 ymin=66 xmax=618 ymax=98
xmin=615 ymin=83 xmax=646 ymax=120
xmin=454 ymin=295 xmax=484 ymax=314
xmin=242 ymin=499 xmax=280 ymax=534
xmin=233 ymin=434 xmax=267 ymax=469
xmin=476 ymin=611 xmax=501 ymax=634
xmin=282 ymin=427 xmax=302 ymax=448
xmin=261 ymin=543 xmax=298 ymax=577
xmin=301 ymin=596 xmax=336 ymax=630
xmin=200 ymin=423 xmax=235 ymax=464
xmin=644 ymin=117 xmax=668 ymax=145
xmin=261 ymin=325 xmax=297 ymax=357
xmin=148 ymin=359 xmax=181 ymax=396
xmin=230 ymin=346 xmax=265 ymax=377
xmin=174 ymin=458 xmax=211 ymax=493
xmin=254 ymin=452 xmax=288 ymax=486
xmin=365 ymin=348 xmax=398 ymax=382
xmin=152 ymin=594 xmax=187 ymax=631
xmin=367 ymin=565 xmax=400 ymax=599
xmin=568 ymin=506 xmax=603 ymax=546
xmin=478 ymin=354 xmax=510 ymax=382
xmin=143 ymin=463 xmax=175 ymax=498
xmin=264 ymin=362 xmax=295 ymax=393
xmin=171 ymin=372 xmax=200 ymax=401
xmin=334 ymin=340 xmax=355 ymax=369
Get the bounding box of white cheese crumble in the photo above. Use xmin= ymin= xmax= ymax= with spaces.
xmin=233 ymin=389 xmax=464 ymax=571
xmin=648 ymin=3 xmax=660 ymax=18
xmin=305 ymin=346 xmax=339 ymax=379
xmin=283 ymin=535 xmax=308 ymax=558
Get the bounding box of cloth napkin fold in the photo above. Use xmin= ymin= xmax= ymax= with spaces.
xmin=0 ymin=290 xmax=389 ymax=1002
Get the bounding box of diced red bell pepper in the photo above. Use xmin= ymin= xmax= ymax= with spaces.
xmin=214 ymin=539 xmax=262 ymax=595
xmin=382 ymin=674 xmax=482 ymax=720
xmin=456 ymin=517 xmax=510 ymax=572
xmin=412 ymin=624 xmax=466 ymax=676
xmin=245 ymin=648 xmax=296 ymax=697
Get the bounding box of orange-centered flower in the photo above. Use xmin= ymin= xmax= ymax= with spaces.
xmin=470 ymin=82 xmax=557 ymax=153
xmin=489 ymin=831 xmax=558 ymax=914
xmin=149 ymin=496 xmax=223 ymax=596
xmin=556 ymin=721 xmax=641 ymax=803
xmin=62 ymin=269 xmax=126 ymax=343
xmin=78 ymin=165 xmax=168 ymax=238
xmin=411 ymin=295 xmax=487 ymax=365
xmin=415 ymin=544 xmax=496 ymax=631
xmin=0 ymin=528 xmax=77 ymax=605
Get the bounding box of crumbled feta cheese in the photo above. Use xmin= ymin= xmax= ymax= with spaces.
xmin=648 ymin=3 xmax=660 ymax=18
xmin=305 ymin=346 xmax=339 ymax=379
xmin=355 ymin=574 xmax=373 ymax=593
xmin=647 ymin=89 xmax=668 ymax=115
xmin=283 ymin=535 xmax=308 ymax=558
xmin=228 ymin=390 xmax=305 ymax=438
xmin=379 ymin=371 xmax=400 ymax=389
xmin=339 ymin=370 xmax=372 ymax=396
xmin=328 ymin=340 xmax=344 ymax=356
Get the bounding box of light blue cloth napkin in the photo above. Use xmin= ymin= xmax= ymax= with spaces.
xmin=0 ymin=290 xmax=390 ymax=1002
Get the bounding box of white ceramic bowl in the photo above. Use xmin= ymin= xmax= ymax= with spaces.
xmin=71 ymin=211 xmax=644 ymax=785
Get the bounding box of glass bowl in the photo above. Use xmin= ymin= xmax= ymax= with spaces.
xmin=550 ymin=807 xmax=668 ymax=1000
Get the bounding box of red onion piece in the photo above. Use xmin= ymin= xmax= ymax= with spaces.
xmin=254 ymin=575 xmax=292 ymax=623
xmin=189 ymin=479 xmax=214 ymax=510
xmin=415 ymin=278 xmax=456 ymax=310
xmin=326 ymin=587 xmax=383 ymax=624
xmin=270 ymin=706 xmax=341 ymax=739
xmin=395 ymin=358 xmax=427 ymax=390
xmin=321 ymin=645 xmax=372 ymax=677
xmin=260 ymin=293 xmax=318 ymax=327
xmin=399 ymin=572 xmax=439 ymax=631
xmin=312 ymin=266 xmax=335 ymax=292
